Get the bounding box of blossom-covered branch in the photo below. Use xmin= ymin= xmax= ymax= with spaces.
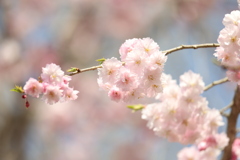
xmin=70 ymin=43 xmax=221 ymax=76
xmin=204 ymin=77 xmax=229 ymax=91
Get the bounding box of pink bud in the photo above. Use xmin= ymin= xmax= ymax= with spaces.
xmin=22 ymin=94 xmax=27 ymax=99
xmin=108 ymin=87 xmax=123 ymax=102
xmin=26 ymin=101 xmax=30 ymax=108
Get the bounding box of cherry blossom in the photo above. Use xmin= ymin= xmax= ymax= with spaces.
xmin=42 ymin=85 xmax=62 ymax=105
xmin=232 ymin=138 xmax=240 ymax=160
xmin=23 ymin=78 xmax=43 ymax=98
xmin=178 ymin=146 xmax=200 ymax=160
xmin=142 ymin=71 xmax=224 ymax=144
xmin=119 ymin=38 xmax=139 ymax=61
xmin=108 ymin=86 xmax=123 ymax=102
xmin=97 ymin=38 xmax=167 ymax=103
xmin=23 ymin=63 xmax=79 ymax=105
xmin=215 ymin=9 xmax=240 ymax=84
xmin=223 ymin=10 xmax=240 ymax=26
xmin=178 ymin=133 xmax=229 ymax=160
xmin=41 ymin=63 xmax=64 ymax=84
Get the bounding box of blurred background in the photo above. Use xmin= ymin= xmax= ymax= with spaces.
xmin=0 ymin=0 xmax=238 ymax=159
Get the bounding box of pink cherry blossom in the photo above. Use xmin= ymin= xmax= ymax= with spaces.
xmin=62 ymin=75 xmax=72 ymax=85
xmin=218 ymin=24 xmax=239 ymax=49
xmin=41 ymin=63 xmax=64 ymax=85
xmin=179 ymin=70 xmax=205 ymax=94
xmin=226 ymin=70 xmax=240 ymax=85
xmin=202 ymin=109 xmax=224 ymax=135
xmin=108 ymin=86 xmax=123 ymax=102
xmin=137 ymin=37 xmax=160 ymax=55
xmin=42 ymin=85 xmax=62 ymax=105
xmin=197 ymin=133 xmax=229 ymax=151
xmin=97 ymin=57 xmax=122 ymax=85
xmin=178 ymin=146 xmax=222 ymax=160
xmin=124 ymin=49 xmax=148 ymax=74
xmin=116 ymin=68 xmax=139 ymax=91
xmin=232 ymin=138 xmax=240 ymax=159
xmin=214 ymin=47 xmax=239 ymax=67
xmin=147 ymin=50 xmax=167 ymax=70
xmin=215 ymin=9 xmax=240 ymax=84
xmin=23 ymin=78 xmax=43 ymax=98
xmin=123 ymin=88 xmax=144 ymax=103
xmin=146 ymin=83 xmax=162 ymax=97
xmin=178 ymin=146 xmax=200 ymax=160
xmin=223 ymin=10 xmax=240 ymax=27
xmin=119 ymin=38 xmax=139 ymax=61
xmin=23 ymin=63 xmax=79 ymax=105
xmin=97 ymin=38 xmax=167 ymax=103
xmin=142 ymin=71 xmax=225 ymax=145
xmin=62 ymin=87 xmax=79 ymax=101
xmin=142 ymin=67 xmax=162 ymax=88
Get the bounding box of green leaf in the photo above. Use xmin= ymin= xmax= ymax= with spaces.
xmin=67 ymin=67 xmax=79 ymax=73
xmin=11 ymin=85 xmax=24 ymax=93
xmin=127 ymin=104 xmax=145 ymax=112
xmin=96 ymin=58 xmax=106 ymax=64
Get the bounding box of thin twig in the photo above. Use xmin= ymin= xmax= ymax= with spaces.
xmin=221 ymin=112 xmax=230 ymax=118
xmin=220 ymin=102 xmax=233 ymax=113
xmin=163 ymin=43 xmax=220 ymax=55
xmin=204 ymin=77 xmax=229 ymax=91
xmin=217 ymin=98 xmax=232 ymax=118
xmin=68 ymin=65 xmax=102 ymax=76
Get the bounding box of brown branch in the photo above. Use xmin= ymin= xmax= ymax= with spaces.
xmin=163 ymin=43 xmax=220 ymax=55
xmin=204 ymin=77 xmax=229 ymax=91
xmin=221 ymin=86 xmax=240 ymax=160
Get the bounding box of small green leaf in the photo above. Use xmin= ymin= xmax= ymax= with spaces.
xmin=67 ymin=67 xmax=79 ymax=73
xmin=11 ymin=85 xmax=24 ymax=93
xmin=96 ymin=58 xmax=106 ymax=64
xmin=127 ymin=104 xmax=145 ymax=112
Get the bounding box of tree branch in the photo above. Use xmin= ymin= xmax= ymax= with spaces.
xmin=163 ymin=43 xmax=220 ymax=55
xmin=219 ymin=102 xmax=233 ymax=118
xmin=220 ymin=102 xmax=233 ymax=113
xmin=221 ymin=112 xmax=229 ymax=117
xmin=204 ymin=77 xmax=229 ymax=91
xmin=221 ymin=86 xmax=240 ymax=160
xmin=68 ymin=65 xmax=102 ymax=76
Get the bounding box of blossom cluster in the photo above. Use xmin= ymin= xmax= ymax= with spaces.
xmin=178 ymin=133 xmax=229 ymax=160
xmin=141 ymin=71 xmax=225 ymax=145
xmin=23 ymin=63 xmax=79 ymax=105
xmin=214 ymin=10 xmax=240 ymax=84
xmin=97 ymin=38 xmax=167 ymax=103
xmin=232 ymin=138 xmax=240 ymax=160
